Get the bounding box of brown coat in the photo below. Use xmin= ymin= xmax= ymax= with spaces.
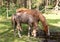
xmin=16 ymin=8 xmax=49 ymax=35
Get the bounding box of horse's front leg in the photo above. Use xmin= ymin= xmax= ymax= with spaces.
xmin=17 ymin=23 xmax=22 ymax=38
xmin=32 ymin=29 xmax=36 ymax=37
xmin=18 ymin=29 xmax=21 ymax=38
xmin=32 ymin=22 xmax=38 ymax=37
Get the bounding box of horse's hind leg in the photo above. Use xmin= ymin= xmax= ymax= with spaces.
xmin=14 ymin=24 xmax=16 ymax=37
xmin=17 ymin=24 xmax=22 ymax=38
xmin=18 ymin=29 xmax=21 ymax=38
xmin=12 ymin=20 xmax=16 ymax=37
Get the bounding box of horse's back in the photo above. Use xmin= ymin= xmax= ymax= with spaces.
xmin=16 ymin=13 xmax=34 ymax=24
xmin=16 ymin=8 xmax=40 ymax=21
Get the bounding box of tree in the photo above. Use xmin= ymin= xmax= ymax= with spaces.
xmin=0 ymin=0 xmax=3 ymax=6
xmin=6 ymin=0 xmax=10 ymax=18
xmin=23 ymin=0 xmax=27 ymax=8
xmin=13 ymin=0 xmax=17 ymax=4
xmin=45 ymin=0 xmax=48 ymax=12
xmin=28 ymin=0 xmax=31 ymax=9
xmin=36 ymin=0 xmax=43 ymax=10
xmin=55 ymin=0 xmax=59 ymax=11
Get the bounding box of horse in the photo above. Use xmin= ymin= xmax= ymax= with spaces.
xmin=16 ymin=8 xmax=50 ymax=36
xmin=11 ymin=12 xmax=38 ymax=37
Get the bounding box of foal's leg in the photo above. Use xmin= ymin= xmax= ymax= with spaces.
xmin=12 ymin=20 xmax=16 ymax=37
xmin=18 ymin=30 xmax=21 ymax=38
xmin=32 ymin=22 xmax=38 ymax=37
xmin=17 ymin=23 xmax=22 ymax=38
xmin=14 ymin=24 xmax=16 ymax=37
xmin=28 ymin=26 xmax=32 ymax=37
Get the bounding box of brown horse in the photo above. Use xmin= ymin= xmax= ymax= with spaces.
xmin=16 ymin=8 xmax=50 ymax=36
xmin=11 ymin=12 xmax=38 ymax=37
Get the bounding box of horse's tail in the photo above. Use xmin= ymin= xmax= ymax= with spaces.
xmin=11 ymin=14 xmax=16 ymax=30
xmin=11 ymin=14 xmax=17 ymax=36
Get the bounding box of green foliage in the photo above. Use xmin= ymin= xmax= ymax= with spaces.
xmin=0 ymin=6 xmax=6 ymax=16
xmin=0 ymin=5 xmax=16 ymax=17
xmin=8 ymin=9 xmax=16 ymax=17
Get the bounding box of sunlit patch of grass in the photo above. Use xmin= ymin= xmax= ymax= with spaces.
xmin=47 ymin=19 xmax=60 ymax=32
xmin=43 ymin=14 xmax=60 ymax=19
xmin=47 ymin=19 xmax=60 ymax=24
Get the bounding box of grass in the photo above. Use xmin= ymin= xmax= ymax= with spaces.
xmin=0 ymin=14 xmax=60 ymax=42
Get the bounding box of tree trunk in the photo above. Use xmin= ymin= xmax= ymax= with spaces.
xmin=6 ymin=0 xmax=10 ymax=18
xmin=49 ymin=0 xmax=50 ymax=5
xmin=6 ymin=7 xmax=8 ymax=19
xmin=0 ymin=0 xmax=3 ymax=6
xmin=24 ymin=0 xmax=27 ymax=8
xmin=28 ymin=0 xmax=31 ymax=9
xmin=55 ymin=0 xmax=59 ymax=11
xmin=13 ymin=0 xmax=17 ymax=4
xmin=6 ymin=0 xmax=10 ymax=9
xmin=17 ymin=0 xmax=21 ymax=7
xmin=45 ymin=0 xmax=48 ymax=12
xmin=36 ymin=0 xmax=43 ymax=10
xmin=27 ymin=0 xmax=29 ymax=8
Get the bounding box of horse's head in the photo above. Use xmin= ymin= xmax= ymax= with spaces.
xmin=36 ymin=29 xmax=46 ymax=37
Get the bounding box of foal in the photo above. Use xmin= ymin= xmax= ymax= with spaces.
xmin=11 ymin=12 xmax=38 ymax=37
xmin=16 ymin=8 xmax=49 ymax=36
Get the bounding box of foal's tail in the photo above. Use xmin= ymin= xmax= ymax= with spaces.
xmin=11 ymin=14 xmax=17 ymax=36
xmin=11 ymin=14 xmax=16 ymax=30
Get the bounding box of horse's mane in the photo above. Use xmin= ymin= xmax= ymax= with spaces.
xmin=16 ymin=8 xmax=29 ymax=12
